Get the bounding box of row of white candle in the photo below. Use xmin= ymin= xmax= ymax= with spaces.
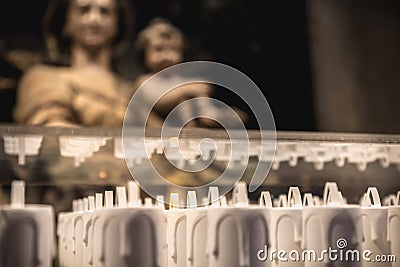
xmin=56 ymin=180 xmax=400 ymax=267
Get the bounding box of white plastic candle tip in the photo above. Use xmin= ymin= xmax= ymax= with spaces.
xmin=259 ymin=191 xmax=273 ymax=208
xmin=277 ymin=194 xmax=288 ymax=207
xmin=77 ymin=199 xmax=84 ymax=212
xmin=169 ymin=193 xmax=180 ymax=209
xmin=11 ymin=180 xmax=25 ymax=208
xmin=127 ymin=181 xmax=140 ymax=207
xmin=116 ymin=186 xmax=127 ymax=208
xmin=220 ymin=196 xmax=228 ymax=207
xmin=208 ymin=186 xmax=220 ymax=208
xmin=156 ymin=195 xmax=165 ymax=209
xmin=314 ymin=196 xmax=322 ymax=206
xmin=186 ymin=191 xmax=197 ymax=209
xmin=303 ymin=193 xmax=314 ymax=207
xmin=105 ymin=191 xmax=114 ymax=208
xmin=144 ymin=197 xmax=153 ymax=207
xmin=88 ymin=196 xmax=95 ymax=211
xmin=232 ymin=182 xmax=249 ymax=207
xmin=83 ymin=198 xmax=89 ymax=211
xmin=72 ymin=200 xmax=78 ymax=212
xmin=95 ymin=193 xmax=103 ymax=210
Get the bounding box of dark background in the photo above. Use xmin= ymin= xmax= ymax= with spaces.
xmin=0 ymin=0 xmax=315 ymax=130
xmin=1 ymin=0 xmax=400 ymax=133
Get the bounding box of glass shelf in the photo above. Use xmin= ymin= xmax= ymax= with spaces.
xmin=0 ymin=124 xmax=399 ymax=212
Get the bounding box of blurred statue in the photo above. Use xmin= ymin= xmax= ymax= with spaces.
xmin=134 ymin=18 xmax=248 ymax=128
xmin=9 ymin=0 xmax=140 ymax=213
xmin=13 ymin=0 xmax=137 ymax=127
xmin=131 ymin=18 xmax=248 ymax=188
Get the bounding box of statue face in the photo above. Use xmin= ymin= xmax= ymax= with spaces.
xmin=64 ymin=0 xmax=118 ymax=49
xmin=145 ymin=36 xmax=183 ymax=73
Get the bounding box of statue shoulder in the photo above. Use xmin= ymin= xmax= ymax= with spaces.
xmin=19 ymin=64 xmax=66 ymax=87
